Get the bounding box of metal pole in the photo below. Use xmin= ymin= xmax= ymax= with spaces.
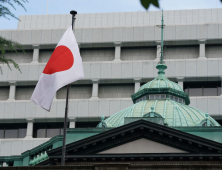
xmin=61 ymin=10 xmax=77 ymax=166
xmin=160 ymin=9 xmax=164 ymax=63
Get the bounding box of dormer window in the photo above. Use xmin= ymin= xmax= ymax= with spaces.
xmin=149 ymin=94 xmax=166 ymax=100
xmin=135 ymin=96 xmax=147 ymax=103
xmin=169 ymin=95 xmax=184 ymax=104
xmin=135 ymin=94 xmax=184 ymax=104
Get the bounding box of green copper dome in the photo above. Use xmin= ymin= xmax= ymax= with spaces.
xmin=97 ymin=12 xmax=220 ymax=129
xmin=138 ymin=64 xmax=182 ymax=92
xmin=102 ymin=100 xmax=220 ymax=127
xmin=131 ymin=63 xmax=190 ymax=105
xmin=138 ymin=66 xmax=183 ymax=93
xmin=97 ymin=62 xmax=220 ymax=128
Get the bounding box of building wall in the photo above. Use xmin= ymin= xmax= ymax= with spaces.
xmin=0 ymin=97 xmax=221 ymax=123
xmin=17 ymin=9 xmax=222 ymax=30
xmin=0 ymin=139 xmax=49 ymax=156
xmin=1 ymin=8 xmax=222 ymax=158
xmin=0 ymin=59 xmax=221 ymax=82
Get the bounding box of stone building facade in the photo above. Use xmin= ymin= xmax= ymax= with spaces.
xmin=0 ymin=8 xmax=222 ymax=166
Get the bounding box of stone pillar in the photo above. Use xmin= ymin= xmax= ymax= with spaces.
xmin=134 ymin=79 xmax=141 ymax=93
xmin=8 ymin=81 xmax=16 ymax=101
xmin=199 ymin=40 xmax=206 ymax=59
xmin=25 ymin=119 xmax=34 ymax=138
xmin=69 ymin=118 xmax=76 ymax=128
xmin=91 ymin=79 xmax=99 ymax=100
xmin=31 ymin=45 xmax=40 ymax=64
xmin=113 ymin=42 xmax=121 ymax=62
xmin=177 ymin=77 xmax=184 ymax=90
xmin=3 ymin=162 xmax=7 ymax=167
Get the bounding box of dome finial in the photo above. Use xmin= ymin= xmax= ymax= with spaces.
xmin=156 ymin=9 xmax=167 ymax=76
xmin=156 ymin=9 xmax=165 ymax=64
xmin=160 ymin=9 xmax=164 ymax=63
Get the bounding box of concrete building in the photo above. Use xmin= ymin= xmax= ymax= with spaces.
xmin=0 ymin=8 xmax=222 ymax=166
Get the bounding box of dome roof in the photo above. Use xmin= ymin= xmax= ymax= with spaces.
xmin=103 ymin=99 xmax=220 ymax=128
xmin=98 ymin=63 xmax=220 ymax=128
xmin=97 ymin=13 xmax=221 ymax=129
xmin=138 ymin=76 xmax=183 ymax=92
xmin=138 ymin=64 xmax=183 ymax=93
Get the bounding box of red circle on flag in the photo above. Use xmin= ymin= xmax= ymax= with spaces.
xmin=43 ymin=45 xmax=74 ymax=75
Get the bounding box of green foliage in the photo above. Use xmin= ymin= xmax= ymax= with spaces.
xmin=0 ymin=0 xmax=28 ymax=20
xmin=140 ymin=0 xmax=159 ymax=10
xmin=140 ymin=0 xmax=222 ymax=10
xmin=0 ymin=36 xmax=25 ymax=73
xmin=0 ymin=0 xmax=28 ymax=74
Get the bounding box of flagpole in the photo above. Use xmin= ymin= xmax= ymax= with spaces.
xmin=61 ymin=10 xmax=77 ymax=166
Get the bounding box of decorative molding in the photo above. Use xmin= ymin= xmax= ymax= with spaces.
xmin=48 ymin=120 xmax=222 ymax=164
xmin=32 ymin=45 xmax=41 ymax=49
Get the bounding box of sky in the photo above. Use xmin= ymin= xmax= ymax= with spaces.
xmin=0 ymin=0 xmax=222 ymax=29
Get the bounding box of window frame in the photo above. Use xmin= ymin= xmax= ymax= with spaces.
xmin=0 ymin=123 xmax=27 ymax=139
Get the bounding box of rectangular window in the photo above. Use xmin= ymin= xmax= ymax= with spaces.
xmin=175 ymin=97 xmax=178 ymax=102
xmin=33 ymin=122 xmax=65 ymax=138
xmin=203 ymin=82 xmax=218 ymax=96
xmin=0 ymin=129 xmax=4 ymax=139
xmin=18 ymin=128 xmax=27 ymax=138
xmin=184 ymin=81 xmax=221 ymax=97
xmin=189 ymin=88 xmax=202 ymax=96
xmin=161 ymin=95 xmax=166 ymax=99
xmin=149 ymin=95 xmax=154 ymax=100
xmin=184 ymin=88 xmax=189 ymax=94
xmin=0 ymin=123 xmax=27 ymax=139
xmin=155 ymin=95 xmax=160 ymax=100
xmin=46 ymin=129 xmax=60 ymax=138
xmin=203 ymin=88 xmax=217 ymax=96
xmin=5 ymin=129 xmax=18 ymax=138
xmin=179 ymin=98 xmax=182 ymax=103
xmin=37 ymin=129 xmax=46 ymax=138
xmin=170 ymin=95 xmax=174 ymax=100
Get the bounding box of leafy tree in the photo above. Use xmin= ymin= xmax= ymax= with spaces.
xmin=140 ymin=0 xmax=159 ymax=10
xmin=0 ymin=0 xmax=28 ymax=73
xmin=140 ymin=0 xmax=222 ymax=10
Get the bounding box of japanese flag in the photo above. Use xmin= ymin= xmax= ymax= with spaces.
xmin=31 ymin=26 xmax=84 ymax=111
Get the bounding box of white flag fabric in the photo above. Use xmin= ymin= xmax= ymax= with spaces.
xmin=31 ymin=26 xmax=84 ymax=111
